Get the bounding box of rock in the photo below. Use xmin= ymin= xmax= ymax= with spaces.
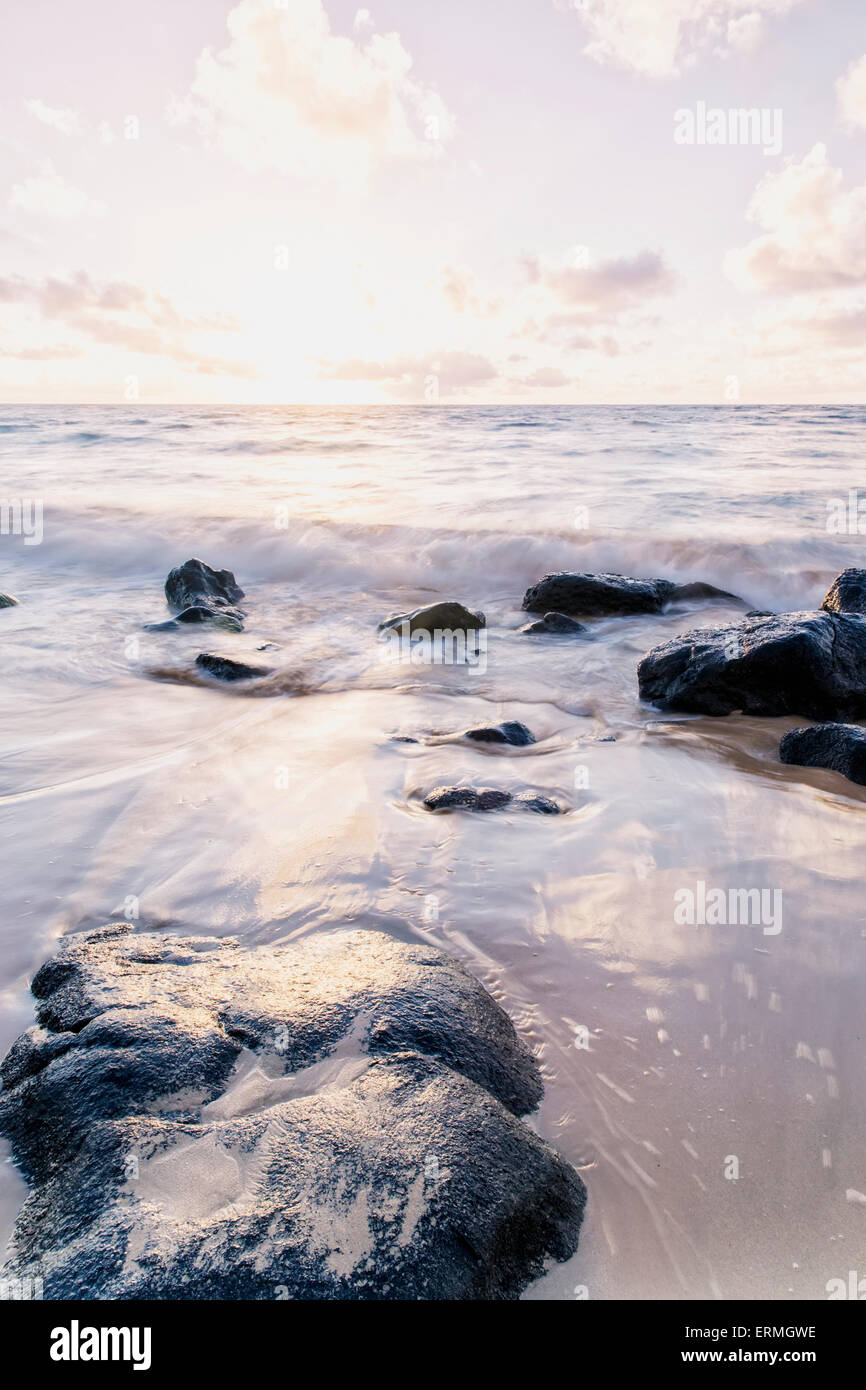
xmin=422 ymin=786 xmax=563 ymax=814
xmin=0 ymin=592 xmax=19 ymax=608
xmin=520 ymin=611 xmax=587 ymax=635
xmin=511 ymin=791 xmax=562 ymax=814
xmin=461 ymin=721 xmax=535 ymax=747
xmin=638 ymin=611 xmax=866 ymax=719
xmin=144 ymin=605 xmax=246 ymax=633
xmin=821 ymin=568 xmax=866 ymax=616
xmin=424 ymin=787 xmax=512 ymax=812
xmin=779 ymin=722 xmax=866 ymax=786
xmin=195 ymin=653 xmax=272 ymax=682
xmin=522 ymin=572 xmax=738 ymax=619
xmin=745 ymin=610 xmax=774 ymax=619
xmin=0 ymin=924 xmax=585 ymax=1300
xmin=165 ymin=558 xmax=245 ymax=614
xmin=379 ymin=601 xmax=485 ymax=635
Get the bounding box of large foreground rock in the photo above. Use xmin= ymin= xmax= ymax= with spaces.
xmin=0 ymin=592 xmax=18 ymax=608
xmin=779 ymin=722 xmax=866 ymax=786
xmin=0 ymin=924 xmax=585 ymax=1300
xmin=638 ymin=611 xmax=866 ymax=719
xmin=523 ymin=572 xmax=737 ymax=620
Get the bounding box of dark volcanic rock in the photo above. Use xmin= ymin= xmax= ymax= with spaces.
xmin=522 ymin=572 xmax=738 ymax=619
xmin=638 ymin=611 xmax=866 ymax=719
xmin=779 ymin=722 xmax=866 ymax=786
xmin=424 ymin=786 xmax=512 ymax=812
xmin=378 ymin=601 xmax=485 ymax=635
xmin=423 ymin=786 xmax=563 ymax=814
xmin=0 ymin=924 xmax=585 ymax=1300
xmin=144 ymin=605 xmax=246 ymax=633
xmin=165 ymin=558 xmax=245 ymax=614
xmin=511 ymin=791 xmax=562 ymax=814
xmin=195 ymin=653 xmax=272 ymax=682
xmin=462 ymin=721 xmax=535 ymax=747
xmin=520 ymin=611 xmax=587 ymax=635
xmin=0 ymin=592 xmax=18 ymax=608
xmin=821 ymin=568 xmax=866 ymax=616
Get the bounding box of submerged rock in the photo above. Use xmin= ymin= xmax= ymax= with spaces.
xmin=638 ymin=611 xmax=866 ymax=719
xmin=0 ymin=592 xmax=18 ymax=608
xmin=520 ymin=611 xmax=587 ymax=635
xmin=821 ymin=568 xmax=866 ymax=616
xmin=461 ymin=721 xmax=535 ymax=747
xmin=145 ymin=605 xmax=246 ymax=633
xmin=379 ymin=601 xmax=485 ymax=635
xmin=779 ymin=722 xmax=866 ymax=786
xmin=522 ymin=572 xmax=738 ymax=620
xmin=195 ymin=653 xmax=272 ymax=682
xmin=511 ymin=791 xmax=562 ymax=814
xmin=423 ymin=786 xmax=563 ymax=814
xmin=0 ymin=924 xmax=584 ymax=1300
xmin=165 ymin=558 xmax=245 ymax=614
xmin=424 ymin=786 xmax=512 ymax=812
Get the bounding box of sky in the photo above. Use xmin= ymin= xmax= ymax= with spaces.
xmin=1 ymin=0 xmax=866 ymax=403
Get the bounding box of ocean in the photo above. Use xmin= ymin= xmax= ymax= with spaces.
xmin=1 ymin=402 xmax=864 ymax=1298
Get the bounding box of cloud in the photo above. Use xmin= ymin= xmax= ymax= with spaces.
xmin=513 ymin=366 xmax=571 ymax=387
xmin=570 ymin=0 xmax=804 ymax=79
xmin=9 ymin=162 xmax=106 ymax=220
xmin=317 ymin=348 xmax=497 ymax=393
xmin=0 ymin=344 xmax=82 ymax=360
xmin=725 ymin=144 xmax=866 ymax=293
xmin=172 ymin=0 xmax=454 ymax=186
xmin=0 ymin=272 xmax=256 ymax=378
xmin=837 ymin=53 xmax=866 ymax=132
xmin=524 ymin=248 xmax=676 ymax=317
xmin=25 ymin=99 xmax=82 ymax=136
xmin=441 ymin=266 xmax=501 ymax=317
xmin=750 ymin=297 xmax=866 ymax=355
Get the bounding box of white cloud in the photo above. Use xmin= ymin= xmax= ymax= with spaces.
xmin=514 ymin=366 xmax=571 ymax=387
xmin=317 ymin=349 xmax=496 ymax=393
xmin=25 ymin=99 xmax=81 ymax=136
xmin=724 ymin=12 xmax=765 ymax=51
xmin=725 ymin=144 xmax=866 ymax=293
xmin=172 ymin=0 xmax=454 ymax=186
xmin=9 ymin=162 xmax=106 ymax=220
xmin=0 ymin=271 xmax=254 ymax=378
xmin=442 ymin=266 xmax=501 ymax=317
xmin=571 ymin=0 xmax=803 ymax=79
xmin=837 ymin=53 xmax=866 ymax=132
xmin=523 ymin=247 xmax=676 ymax=316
